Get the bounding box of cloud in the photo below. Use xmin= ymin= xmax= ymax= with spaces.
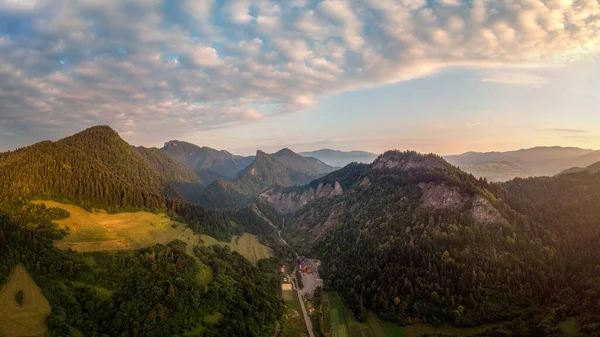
xmin=480 ymin=72 xmax=549 ymax=86
xmin=548 ymin=128 xmax=588 ymax=133
xmin=466 ymin=122 xmax=483 ymax=127
xmin=1 ymin=0 xmax=600 ymax=147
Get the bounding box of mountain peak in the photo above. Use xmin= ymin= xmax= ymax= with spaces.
xmin=373 ymin=150 xmax=446 ymax=171
xmin=274 ymin=148 xmax=297 ymax=157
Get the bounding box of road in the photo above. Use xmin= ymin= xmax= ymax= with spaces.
xmin=294 ymin=275 xmax=315 ymax=337
xmin=280 ymin=217 xmax=312 ymax=336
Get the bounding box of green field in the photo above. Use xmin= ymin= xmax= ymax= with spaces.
xmin=34 ymin=200 xmax=273 ymax=264
xmin=204 ymin=311 xmax=224 ymax=325
xmin=558 ymin=316 xmax=580 ymax=335
xmin=320 ymin=292 xmax=503 ymax=337
xmin=199 ymin=233 xmax=274 ymax=264
xmin=0 ymin=264 xmax=51 ymax=337
xmin=33 ymin=200 xmax=189 ymax=252
xmin=196 ymin=262 xmax=214 ymax=286
xmin=280 ymin=285 xmax=309 ymax=337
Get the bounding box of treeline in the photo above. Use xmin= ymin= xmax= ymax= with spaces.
xmin=0 ymin=208 xmax=283 ymax=336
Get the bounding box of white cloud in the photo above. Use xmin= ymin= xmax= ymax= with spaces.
xmin=0 ymin=0 xmax=600 ymax=145
xmin=480 ymin=72 xmax=549 ymax=86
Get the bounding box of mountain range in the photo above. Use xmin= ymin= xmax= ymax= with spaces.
xmin=4 ymin=126 xmax=600 ymax=336
xmin=161 ymin=140 xmax=255 ymax=184
xmin=445 ymin=146 xmax=600 ymax=181
xmin=299 ymin=149 xmax=379 ymax=167
xmin=197 ymin=149 xmax=336 ymax=210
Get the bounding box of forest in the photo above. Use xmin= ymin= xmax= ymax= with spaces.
xmin=273 ymin=151 xmax=600 ymax=336
xmin=0 ymin=205 xmax=284 ymax=336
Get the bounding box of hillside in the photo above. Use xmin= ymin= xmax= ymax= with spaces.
xmin=0 ymin=126 xmax=239 ymax=240
xmin=300 ymin=149 xmax=378 ymax=167
xmin=199 ymin=150 xmax=335 ymax=210
xmin=0 ymin=126 xmax=287 ymax=337
xmin=558 ymin=160 xmax=600 ymax=175
xmin=445 ymin=146 xmax=600 ymax=181
xmin=162 ymin=140 xmax=254 ymax=183
xmin=257 ymin=150 xmax=580 ymax=331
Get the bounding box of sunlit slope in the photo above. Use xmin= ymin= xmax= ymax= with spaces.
xmin=0 ymin=264 xmax=51 ymax=337
xmin=34 ymin=200 xmax=273 ymax=263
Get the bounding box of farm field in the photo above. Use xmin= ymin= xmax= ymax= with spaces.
xmin=0 ymin=264 xmax=51 ymax=337
xmin=33 ymin=200 xmax=188 ymax=252
xmin=320 ymin=292 xmax=503 ymax=337
xmin=34 ymin=200 xmax=273 ymax=264
xmin=280 ymin=284 xmax=310 ymax=337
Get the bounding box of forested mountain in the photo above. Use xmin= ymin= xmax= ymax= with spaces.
xmin=0 ymin=209 xmax=282 ymax=337
xmin=445 ymin=146 xmax=600 ymax=182
xmin=558 ymin=161 xmax=600 ymax=175
xmin=300 ymin=149 xmax=378 ymax=167
xmin=0 ymin=126 xmax=238 ymax=240
xmin=162 ymin=140 xmax=254 ymax=184
xmin=199 ymin=149 xmax=335 ymax=210
xmin=257 ymin=150 xmax=600 ymax=335
xmin=0 ymin=126 xmax=289 ymax=336
xmin=273 ymin=148 xmax=334 ymax=174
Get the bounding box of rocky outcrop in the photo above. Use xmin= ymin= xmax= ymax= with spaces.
xmin=418 ymin=183 xmax=507 ymax=226
xmin=418 ymin=182 xmax=464 ymax=209
xmin=259 ymin=181 xmax=343 ymax=214
xmin=373 ymin=153 xmax=443 ymax=171
xmin=471 ymin=195 xmax=508 ymax=226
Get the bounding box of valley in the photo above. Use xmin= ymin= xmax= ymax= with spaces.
xmin=1 ymin=126 xmax=599 ymax=337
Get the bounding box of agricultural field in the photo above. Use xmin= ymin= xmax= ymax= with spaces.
xmin=34 ymin=200 xmax=273 ymax=264
xmin=320 ymin=292 xmax=504 ymax=337
xmin=280 ymin=285 xmax=310 ymax=337
xmin=0 ymin=264 xmax=51 ymax=337
xmin=33 ymin=200 xmax=188 ymax=252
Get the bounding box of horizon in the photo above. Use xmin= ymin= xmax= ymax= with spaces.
xmin=1 ymin=1 xmax=599 ymax=154
xmin=1 ymin=124 xmax=598 ymax=157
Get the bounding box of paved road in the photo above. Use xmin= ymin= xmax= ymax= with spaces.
xmin=294 ymin=275 xmax=315 ymax=337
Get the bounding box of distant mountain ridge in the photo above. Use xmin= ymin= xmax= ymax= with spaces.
xmin=299 ymin=149 xmax=378 ymax=167
xmin=559 ymin=160 xmax=600 ymax=175
xmin=162 ymin=140 xmax=254 ymax=184
xmin=445 ymin=146 xmax=600 ymax=181
xmin=199 ymin=149 xmax=336 ymax=210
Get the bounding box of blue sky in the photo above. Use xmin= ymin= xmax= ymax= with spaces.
xmin=0 ymin=0 xmax=599 ymax=155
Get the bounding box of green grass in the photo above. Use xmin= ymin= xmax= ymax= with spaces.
xmin=71 ymin=281 xmax=114 ymax=299
xmin=184 ymin=323 xmax=206 ymax=336
xmin=34 ymin=200 xmax=188 ymax=252
xmin=196 ymin=262 xmax=213 ymax=286
xmin=280 ymin=286 xmax=309 ymax=337
xmin=203 ymin=311 xmax=224 ymax=325
xmin=558 ymin=316 xmax=580 ymax=335
xmin=199 ymin=233 xmax=274 ymax=264
xmin=34 ymin=200 xmax=273 ymax=264
xmin=0 ymin=264 xmax=51 ymax=337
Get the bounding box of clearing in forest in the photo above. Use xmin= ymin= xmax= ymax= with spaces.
xmin=34 ymin=200 xmax=273 ymax=264
xmin=0 ymin=264 xmax=51 ymax=337
xmin=33 ymin=200 xmax=189 ymax=252
xmin=199 ymin=233 xmax=274 ymax=264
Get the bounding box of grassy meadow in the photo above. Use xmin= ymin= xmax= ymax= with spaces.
xmin=319 ymin=292 xmax=505 ymax=337
xmin=34 ymin=200 xmax=273 ymax=264
xmin=0 ymin=264 xmax=51 ymax=337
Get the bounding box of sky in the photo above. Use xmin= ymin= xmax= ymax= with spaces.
xmin=0 ymin=0 xmax=599 ymax=156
